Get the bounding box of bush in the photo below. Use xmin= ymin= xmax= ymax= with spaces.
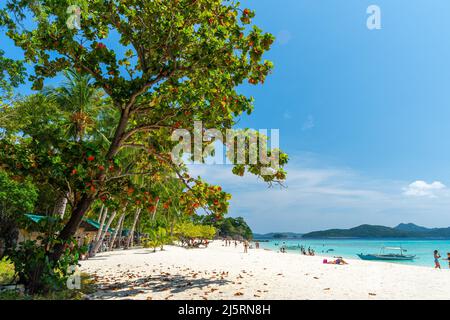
xmin=0 ymin=272 xmax=96 ymax=300
xmin=0 ymin=171 xmax=38 ymax=254
xmin=9 ymin=238 xmax=81 ymax=294
xmin=143 ymin=227 xmax=172 ymax=252
xmin=0 ymin=257 xmax=16 ymax=285
xmin=175 ymin=222 xmax=216 ymax=248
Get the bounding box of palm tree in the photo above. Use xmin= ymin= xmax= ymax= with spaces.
xmin=44 ymin=69 xmax=103 ymax=142
xmin=44 ymin=70 xmax=104 ymax=218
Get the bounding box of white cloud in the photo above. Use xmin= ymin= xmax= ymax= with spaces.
xmin=187 ymin=156 xmax=450 ymax=233
xmin=403 ymin=180 xmax=447 ymax=198
xmin=283 ymin=111 xmax=292 ymax=120
xmin=302 ymin=115 xmax=315 ymax=131
xmin=277 ymin=30 xmax=292 ymax=45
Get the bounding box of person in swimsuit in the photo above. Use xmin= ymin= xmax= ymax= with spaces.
xmin=244 ymin=240 xmax=249 ymax=253
xmin=324 ymin=257 xmax=348 ymax=265
xmin=434 ymin=250 xmax=441 ymax=269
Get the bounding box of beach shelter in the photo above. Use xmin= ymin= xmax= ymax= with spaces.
xmin=17 ymin=214 xmax=54 ymax=243
xmin=19 ymin=214 xmax=115 ymax=244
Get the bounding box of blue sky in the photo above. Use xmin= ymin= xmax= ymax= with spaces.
xmin=194 ymin=0 xmax=450 ymax=233
xmin=3 ymin=1 xmax=450 ymax=233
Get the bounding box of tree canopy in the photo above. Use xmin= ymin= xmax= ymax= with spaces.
xmin=0 ymin=0 xmax=288 ymax=293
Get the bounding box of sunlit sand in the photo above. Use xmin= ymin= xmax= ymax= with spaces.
xmin=80 ymin=241 xmax=450 ymax=300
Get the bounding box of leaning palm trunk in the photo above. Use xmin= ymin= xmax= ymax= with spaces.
xmin=95 ymin=206 xmax=108 ymax=242
xmin=92 ymin=209 xmax=117 ymax=255
xmin=151 ymin=199 xmax=160 ymax=221
xmin=109 ymin=208 xmax=126 ymax=251
xmin=97 ymin=204 xmax=105 ymax=223
xmin=126 ymin=208 xmax=141 ymax=249
xmin=115 ymin=214 xmax=125 ymax=249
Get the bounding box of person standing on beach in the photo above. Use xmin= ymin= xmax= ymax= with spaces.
xmin=434 ymin=250 xmax=441 ymax=269
xmin=244 ymin=240 xmax=249 ymax=253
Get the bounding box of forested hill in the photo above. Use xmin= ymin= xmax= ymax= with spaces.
xmin=302 ymin=223 xmax=450 ymax=239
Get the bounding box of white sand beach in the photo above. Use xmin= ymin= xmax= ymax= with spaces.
xmin=80 ymin=241 xmax=450 ymax=300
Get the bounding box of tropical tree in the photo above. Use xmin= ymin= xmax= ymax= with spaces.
xmin=0 ymin=170 xmax=38 ymax=256
xmin=174 ymin=221 xmax=216 ymax=248
xmin=143 ymin=227 xmax=171 ymax=252
xmin=0 ymin=0 xmax=288 ymax=292
xmin=0 ymin=49 xmax=25 ymax=103
xmin=44 ymin=70 xmax=105 ymax=218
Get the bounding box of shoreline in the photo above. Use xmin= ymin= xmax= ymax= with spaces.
xmin=257 ymin=238 xmax=450 ymax=268
xmin=80 ymin=240 xmax=450 ymax=300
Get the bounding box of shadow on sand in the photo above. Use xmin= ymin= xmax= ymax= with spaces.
xmin=90 ymin=273 xmax=232 ymax=299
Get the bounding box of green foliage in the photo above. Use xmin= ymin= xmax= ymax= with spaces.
xmin=200 ymin=215 xmax=253 ymax=240
xmin=0 ymin=170 xmax=38 ymax=252
xmin=175 ymin=221 xmax=216 ymax=247
xmin=143 ymin=227 xmax=172 ymax=252
xmin=0 ymin=0 xmax=287 ymax=184
xmin=9 ymin=238 xmax=80 ymax=294
xmin=0 ymin=170 xmax=38 ymax=216
xmin=0 ymin=0 xmax=288 ymax=294
xmin=0 ymin=272 xmax=96 ymax=300
xmin=0 ymin=49 xmax=25 ymax=99
xmin=0 ymin=257 xmax=16 ymax=285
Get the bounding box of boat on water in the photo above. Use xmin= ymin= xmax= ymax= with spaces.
xmin=357 ymin=247 xmax=416 ymax=261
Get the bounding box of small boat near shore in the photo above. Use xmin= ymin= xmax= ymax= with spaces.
xmin=357 ymin=247 xmax=416 ymax=261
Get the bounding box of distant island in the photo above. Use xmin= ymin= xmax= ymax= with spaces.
xmin=253 ymin=232 xmax=304 ymax=240
xmin=254 ymin=223 xmax=450 ymax=239
xmin=301 ymin=223 xmax=450 ymax=239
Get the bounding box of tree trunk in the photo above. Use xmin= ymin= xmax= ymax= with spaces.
xmin=109 ymin=208 xmax=125 ymax=251
xmin=170 ymin=220 xmax=175 ymax=238
xmin=115 ymin=215 xmax=125 ymax=249
xmin=106 ymin=108 xmax=130 ymax=159
xmin=50 ymin=194 xmax=95 ymax=262
xmin=48 ymin=106 xmax=130 ymax=264
xmin=97 ymin=204 xmax=105 ymax=223
xmin=92 ymin=209 xmax=118 ymax=255
xmin=136 ymin=217 xmax=141 ymax=245
xmin=95 ymin=207 xmax=108 ymax=242
xmin=53 ymin=192 xmax=69 ymax=219
xmin=126 ymin=208 xmax=141 ymax=249
xmin=151 ymin=199 xmax=160 ymax=221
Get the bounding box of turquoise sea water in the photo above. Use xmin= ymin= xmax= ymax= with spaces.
xmin=258 ymin=239 xmax=450 ymax=268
